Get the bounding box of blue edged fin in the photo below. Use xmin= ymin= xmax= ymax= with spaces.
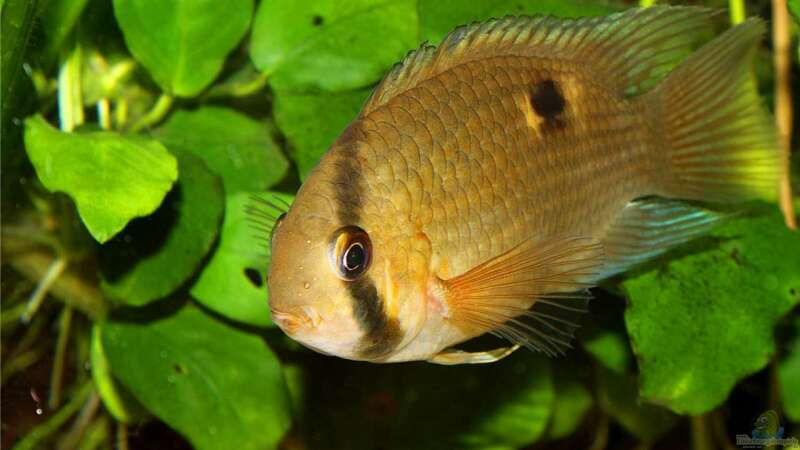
xmin=600 ymin=198 xmax=724 ymax=278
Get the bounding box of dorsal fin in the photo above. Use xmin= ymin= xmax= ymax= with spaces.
xmin=361 ymin=6 xmax=722 ymax=116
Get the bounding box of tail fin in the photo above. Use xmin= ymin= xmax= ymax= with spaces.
xmin=650 ymin=18 xmax=780 ymax=203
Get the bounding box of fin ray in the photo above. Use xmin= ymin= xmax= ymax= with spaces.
xmin=362 ymin=7 xmax=721 ymax=115
xmin=442 ymin=236 xmax=604 ymax=356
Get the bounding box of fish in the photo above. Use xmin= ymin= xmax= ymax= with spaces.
xmin=265 ymin=6 xmax=781 ymax=364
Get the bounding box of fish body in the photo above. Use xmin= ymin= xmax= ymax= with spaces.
xmin=267 ymin=7 xmax=780 ymax=363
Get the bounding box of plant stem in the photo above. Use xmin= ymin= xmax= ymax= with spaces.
xmin=49 ymin=306 xmax=73 ymax=410
xmin=772 ymin=0 xmax=797 ymax=229
xmin=97 ymin=99 xmax=111 ymax=130
xmin=1 ymin=346 xmax=45 ymax=384
xmin=691 ymin=414 xmax=713 ymax=450
xmin=728 ymin=0 xmax=745 ymax=24
xmin=22 ymin=255 xmax=68 ymax=323
xmin=589 ymin=413 xmax=609 ymax=450
xmin=4 ymin=236 xmax=108 ymax=320
xmin=11 ymin=382 xmax=93 ymax=450
xmin=116 ymin=422 xmax=129 ymax=450
xmin=59 ymin=389 xmax=101 ymax=450
xmin=57 ymin=43 xmax=84 ymax=132
xmin=77 ymin=416 xmax=110 ymax=450
xmin=130 ymin=93 xmax=173 ymax=131
xmin=114 ymin=98 xmax=129 ymax=129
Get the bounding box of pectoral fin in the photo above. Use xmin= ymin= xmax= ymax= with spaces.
xmin=428 ymin=345 xmax=521 ymax=365
xmin=443 ymin=236 xmax=605 ymax=356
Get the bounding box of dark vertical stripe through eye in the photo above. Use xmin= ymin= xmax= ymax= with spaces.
xmin=331 ymin=125 xmax=402 ymax=358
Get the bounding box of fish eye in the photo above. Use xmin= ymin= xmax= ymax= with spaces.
xmin=330 ymin=226 xmax=372 ymax=281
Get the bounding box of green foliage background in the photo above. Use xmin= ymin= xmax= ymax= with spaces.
xmin=1 ymin=0 xmax=799 ymax=449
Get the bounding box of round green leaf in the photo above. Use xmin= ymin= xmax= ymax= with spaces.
xmin=157 ymin=106 xmax=288 ymax=193
xmin=250 ymin=0 xmax=417 ymax=92
xmin=100 ymin=152 xmax=223 ymax=305
xmin=90 ymin=324 xmax=148 ymax=424
xmin=191 ymin=192 xmax=294 ymax=326
xmin=24 ymin=115 xmax=178 ymax=243
xmin=623 ymin=206 xmax=800 ymax=415
xmin=545 ymin=362 xmax=592 ymax=440
xmin=101 ymin=304 xmax=291 ymax=450
xmin=273 ymin=88 xmax=370 ymax=179
xmin=113 ymin=0 xmax=253 ymax=97
xmin=596 ymin=366 xmax=678 ymax=442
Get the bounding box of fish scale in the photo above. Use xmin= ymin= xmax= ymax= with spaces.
xmin=354 ymin=59 xmax=648 ymax=278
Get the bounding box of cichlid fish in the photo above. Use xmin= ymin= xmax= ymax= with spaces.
xmin=266 ymin=7 xmax=781 ymax=364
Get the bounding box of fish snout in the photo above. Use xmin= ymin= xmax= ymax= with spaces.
xmin=271 ymin=305 xmax=322 ymax=336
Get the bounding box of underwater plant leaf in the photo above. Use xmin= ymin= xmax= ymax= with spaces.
xmin=191 ymin=191 xmax=294 ymax=327
xmin=544 ymin=361 xmax=592 ymax=440
xmin=301 ymin=351 xmax=553 ymax=450
xmin=273 ymin=87 xmax=371 ymax=179
xmin=23 ymin=115 xmax=178 ymax=243
xmin=112 ymin=0 xmax=253 ymax=97
xmin=623 ymin=206 xmax=800 ymax=415
xmin=100 ymin=153 xmax=223 ymax=305
xmin=418 ymin=0 xmax=619 ymax=44
xmin=39 ymin=0 xmax=90 ymax=64
xmin=101 ymin=304 xmax=291 ymax=450
xmin=157 ymin=107 xmax=289 ymax=193
xmin=90 ymin=324 xmax=148 ymax=424
xmin=250 ymin=0 xmax=417 ymax=92
xmin=596 ymin=365 xmax=678 ymax=441
xmin=581 ymin=329 xmax=632 ymax=375
xmin=779 ymin=317 xmax=800 ymax=422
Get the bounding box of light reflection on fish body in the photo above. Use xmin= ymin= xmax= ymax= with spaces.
xmin=266 ymin=7 xmax=781 ymax=364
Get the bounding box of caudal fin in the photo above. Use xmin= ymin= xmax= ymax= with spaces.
xmin=652 ymin=18 xmax=780 ymax=203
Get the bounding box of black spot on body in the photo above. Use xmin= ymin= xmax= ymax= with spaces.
xmin=244 ymin=268 xmax=263 ymax=287
xmin=312 ymin=15 xmax=324 ymax=26
xmin=530 ymin=79 xmax=566 ymax=130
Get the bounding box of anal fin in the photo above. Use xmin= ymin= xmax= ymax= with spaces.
xmin=443 ymin=236 xmax=605 ymax=357
xmin=428 ymin=345 xmax=520 ymax=365
xmin=601 ymin=198 xmax=724 ymax=278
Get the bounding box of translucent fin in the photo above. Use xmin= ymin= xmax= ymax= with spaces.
xmin=601 ymin=198 xmax=724 ymax=278
xmin=362 ymin=6 xmax=721 ymax=115
xmin=443 ymin=236 xmax=605 ymax=356
xmin=650 ymin=19 xmax=781 ymax=203
xmin=427 ymin=345 xmax=520 ymax=365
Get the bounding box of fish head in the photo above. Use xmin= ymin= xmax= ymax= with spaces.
xmin=267 ymin=145 xmax=429 ymax=362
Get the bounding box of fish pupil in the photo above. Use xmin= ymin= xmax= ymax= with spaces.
xmin=344 ymin=243 xmax=365 ymax=271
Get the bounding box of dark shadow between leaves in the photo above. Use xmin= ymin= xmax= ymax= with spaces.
xmin=99 ymin=185 xmax=181 ymax=283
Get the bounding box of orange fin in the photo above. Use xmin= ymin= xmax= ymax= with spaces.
xmin=443 ymin=236 xmax=605 ymax=356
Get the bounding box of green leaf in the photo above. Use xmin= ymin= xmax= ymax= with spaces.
xmin=582 ymin=329 xmax=631 ymax=375
xmin=113 ymin=0 xmax=253 ymax=97
xmin=303 ymin=351 xmax=553 ymax=450
xmin=191 ymin=192 xmax=294 ymax=326
xmin=789 ymin=0 xmax=800 ymax=25
xmin=39 ymin=0 xmax=90 ymax=64
xmin=101 ymin=304 xmax=291 ymax=450
xmin=90 ymin=324 xmax=148 ymax=423
xmin=157 ymin=107 xmax=288 ymax=193
xmin=779 ymin=317 xmax=800 ymax=422
xmin=100 ymin=153 xmax=223 ymax=305
xmin=418 ymin=0 xmax=619 ymax=44
xmin=273 ymin=88 xmax=370 ymax=179
xmin=596 ymin=366 xmax=678 ymax=441
xmin=545 ymin=362 xmax=592 ymax=440
xmin=23 ymin=115 xmax=178 ymax=243
xmin=250 ymin=0 xmax=417 ymax=92
xmin=623 ymin=206 xmax=800 ymax=415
